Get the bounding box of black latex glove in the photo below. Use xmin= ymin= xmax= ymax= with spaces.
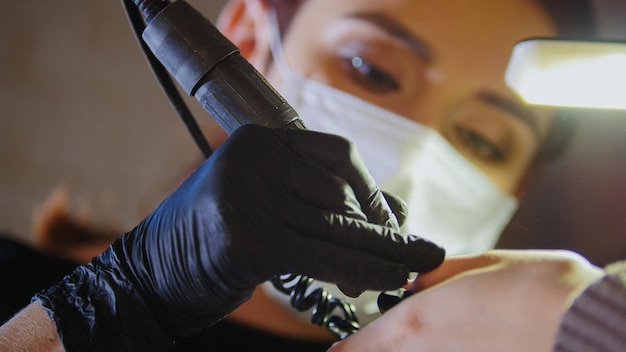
xmin=34 ymin=125 xmax=444 ymax=351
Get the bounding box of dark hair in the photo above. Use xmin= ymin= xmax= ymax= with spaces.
xmin=535 ymin=0 xmax=596 ymax=39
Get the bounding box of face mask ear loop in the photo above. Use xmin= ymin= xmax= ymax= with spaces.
xmin=268 ymin=9 xmax=291 ymax=78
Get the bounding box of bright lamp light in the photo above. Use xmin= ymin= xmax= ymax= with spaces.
xmin=506 ymin=39 xmax=626 ymax=110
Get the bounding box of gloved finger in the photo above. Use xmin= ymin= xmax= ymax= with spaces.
xmin=287 ymin=183 xmax=406 ymax=297
xmin=277 ymin=234 xmax=412 ymax=292
xmin=381 ymin=191 xmax=408 ymax=228
xmin=282 ymin=128 xmax=400 ymax=231
xmin=362 ymin=188 xmax=401 ymax=232
xmin=284 ymin=154 xmax=368 ymax=222
xmin=337 ymin=285 xmax=365 ymax=298
xmin=285 ymin=201 xmax=445 ymax=273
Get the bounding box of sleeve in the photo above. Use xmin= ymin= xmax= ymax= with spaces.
xmin=554 ymin=260 xmax=626 ymax=352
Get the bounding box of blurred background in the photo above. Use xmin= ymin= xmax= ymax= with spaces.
xmin=1 ymin=0 xmax=625 ymax=267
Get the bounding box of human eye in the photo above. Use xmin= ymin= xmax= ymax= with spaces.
xmin=340 ymin=54 xmax=400 ymax=94
xmin=447 ymin=99 xmax=518 ymax=164
xmin=454 ymin=126 xmax=506 ymax=163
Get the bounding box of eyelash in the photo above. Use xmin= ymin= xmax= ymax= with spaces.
xmin=341 ymin=55 xmax=400 ymax=93
xmin=455 ymin=126 xmax=506 ymax=163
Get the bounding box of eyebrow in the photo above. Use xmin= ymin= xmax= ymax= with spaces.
xmin=347 ymin=12 xmax=433 ymax=62
xmin=478 ymin=91 xmax=542 ymax=138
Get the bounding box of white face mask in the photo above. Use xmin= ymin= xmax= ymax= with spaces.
xmin=262 ymin=13 xmax=519 ymax=326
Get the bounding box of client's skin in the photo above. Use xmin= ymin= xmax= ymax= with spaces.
xmin=328 ymin=250 xmax=604 ymax=352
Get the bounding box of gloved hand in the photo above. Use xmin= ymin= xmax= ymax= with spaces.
xmin=34 ymin=125 xmax=444 ymax=351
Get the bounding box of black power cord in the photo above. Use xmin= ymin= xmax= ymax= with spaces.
xmin=272 ymin=274 xmax=360 ymax=340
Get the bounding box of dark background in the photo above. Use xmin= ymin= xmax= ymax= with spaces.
xmin=498 ymin=108 xmax=626 ymax=266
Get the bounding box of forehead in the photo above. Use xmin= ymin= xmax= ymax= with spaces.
xmin=293 ymin=0 xmax=557 ymax=31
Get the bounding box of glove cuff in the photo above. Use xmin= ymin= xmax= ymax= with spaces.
xmin=32 ymin=251 xmax=174 ymax=352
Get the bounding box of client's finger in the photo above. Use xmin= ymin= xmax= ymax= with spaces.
xmin=409 ymin=252 xmax=501 ymax=292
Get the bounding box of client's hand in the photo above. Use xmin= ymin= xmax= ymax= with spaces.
xmin=33 ymin=125 xmax=444 ymax=351
xmin=328 ymin=249 xmax=603 ymax=352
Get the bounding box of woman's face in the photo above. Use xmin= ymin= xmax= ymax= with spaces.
xmin=259 ymin=0 xmax=558 ymax=195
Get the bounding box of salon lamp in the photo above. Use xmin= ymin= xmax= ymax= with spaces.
xmin=506 ymin=39 xmax=626 ymax=110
